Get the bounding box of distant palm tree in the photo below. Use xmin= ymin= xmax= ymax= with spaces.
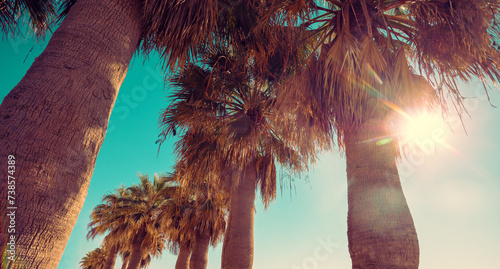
xmin=0 ymin=1 xmax=221 ymax=267
xmin=80 ymin=247 xmax=107 ymax=269
xmin=87 ymin=174 xmax=175 ymax=269
xmin=261 ymin=0 xmax=500 ymax=268
xmin=161 ymin=194 xmax=194 ymax=269
xmin=187 ymin=188 xmax=227 ymax=269
xmin=158 ymin=170 xmax=227 ymax=269
xmin=87 ymin=186 xmax=130 ymax=269
xmin=117 ymin=174 xmax=175 ymax=269
xmin=180 ymin=170 xmax=227 ymax=269
xmin=158 ymin=27 xmax=314 ymax=267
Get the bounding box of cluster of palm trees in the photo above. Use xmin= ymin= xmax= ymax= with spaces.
xmin=2 ymin=0 xmax=500 ymax=268
xmin=81 ymin=173 xmax=227 ymax=269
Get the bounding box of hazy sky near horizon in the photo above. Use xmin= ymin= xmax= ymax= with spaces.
xmin=1 ymin=30 xmax=500 ymax=269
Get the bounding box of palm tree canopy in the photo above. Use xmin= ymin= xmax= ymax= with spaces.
xmin=80 ymin=247 xmax=108 ymax=269
xmin=87 ymin=174 xmax=177 ymax=262
xmin=114 ymin=173 xmax=176 ymax=259
xmin=1 ymin=0 xmax=55 ymax=36
xmin=58 ymin=0 xmax=227 ymax=69
xmin=260 ymin=0 xmax=500 ymax=146
xmin=157 ymin=29 xmax=320 ymax=206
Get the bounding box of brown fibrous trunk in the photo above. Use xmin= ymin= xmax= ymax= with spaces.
xmin=221 ymin=163 xmax=257 ymax=269
xmin=127 ymin=228 xmax=146 ymax=269
xmin=175 ymin=244 xmax=191 ymax=269
xmin=345 ymin=119 xmax=419 ymax=269
xmin=104 ymin=245 xmax=119 ymax=269
xmin=0 ymin=0 xmax=142 ymax=268
xmin=189 ymin=229 xmax=210 ymax=269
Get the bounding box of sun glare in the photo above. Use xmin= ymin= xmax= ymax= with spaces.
xmin=397 ymin=112 xmax=448 ymax=146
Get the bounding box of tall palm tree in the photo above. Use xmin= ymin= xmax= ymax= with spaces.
xmin=260 ymin=0 xmax=500 ymax=267
xmin=0 ymin=1 xmax=221 ymax=267
xmin=158 ymin=28 xmax=315 ymax=267
xmin=80 ymin=247 xmax=108 ymax=269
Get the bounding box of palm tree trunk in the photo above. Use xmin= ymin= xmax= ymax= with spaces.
xmin=121 ymin=255 xmax=129 ymax=269
xmin=104 ymin=245 xmax=119 ymax=269
xmin=344 ymin=119 xmax=419 ymax=269
xmin=175 ymin=244 xmax=191 ymax=269
xmin=127 ymin=228 xmax=146 ymax=269
xmin=189 ymin=229 xmax=210 ymax=269
xmin=221 ymin=163 xmax=257 ymax=269
xmin=0 ymin=0 xmax=141 ymax=268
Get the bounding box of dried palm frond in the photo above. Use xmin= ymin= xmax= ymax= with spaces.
xmin=1 ymin=0 xmax=55 ymax=36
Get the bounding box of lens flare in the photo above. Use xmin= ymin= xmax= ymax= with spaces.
xmin=398 ymin=112 xmax=447 ymax=146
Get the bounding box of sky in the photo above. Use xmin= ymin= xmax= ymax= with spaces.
xmin=1 ymin=30 xmax=500 ymax=269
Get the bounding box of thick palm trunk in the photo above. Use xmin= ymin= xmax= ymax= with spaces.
xmin=0 ymin=0 xmax=141 ymax=268
xmin=175 ymin=244 xmax=191 ymax=269
xmin=344 ymin=119 xmax=419 ymax=269
xmin=127 ymin=229 xmax=146 ymax=269
xmin=189 ymin=229 xmax=210 ymax=269
xmin=221 ymin=163 xmax=257 ymax=269
xmin=104 ymin=245 xmax=119 ymax=269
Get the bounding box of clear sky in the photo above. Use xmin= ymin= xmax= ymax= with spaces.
xmin=2 ymin=31 xmax=500 ymax=269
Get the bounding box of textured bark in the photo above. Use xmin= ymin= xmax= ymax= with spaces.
xmin=345 ymin=119 xmax=419 ymax=269
xmin=189 ymin=229 xmax=210 ymax=269
xmin=175 ymin=244 xmax=191 ymax=269
xmin=127 ymin=228 xmax=146 ymax=269
xmin=0 ymin=0 xmax=142 ymax=268
xmin=104 ymin=245 xmax=119 ymax=269
xmin=221 ymin=163 xmax=257 ymax=269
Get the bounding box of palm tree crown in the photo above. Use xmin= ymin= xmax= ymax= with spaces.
xmin=263 ymin=0 xmax=500 ymax=142
xmin=80 ymin=247 xmax=107 ymax=269
xmin=88 ymin=174 xmax=177 ymax=269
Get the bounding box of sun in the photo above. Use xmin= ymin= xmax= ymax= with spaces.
xmin=396 ymin=111 xmax=448 ymax=146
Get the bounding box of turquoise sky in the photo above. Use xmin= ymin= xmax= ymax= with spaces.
xmin=2 ymin=30 xmax=500 ymax=269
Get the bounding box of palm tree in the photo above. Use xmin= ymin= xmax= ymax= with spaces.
xmin=86 ymin=174 xmax=175 ymax=269
xmin=80 ymin=247 xmax=108 ymax=269
xmin=178 ymin=170 xmax=227 ymax=269
xmin=0 ymin=1 xmax=221 ymax=267
xmin=188 ymin=191 xmax=227 ymax=269
xmin=162 ymin=194 xmax=194 ymax=269
xmin=260 ymin=0 xmax=500 ymax=267
xmin=158 ymin=170 xmax=227 ymax=269
xmin=116 ymin=173 xmax=175 ymax=269
xmin=87 ymin=186 xmax=131 ymax=269
xmin=158 ymin=27 xmax=314 ymax=266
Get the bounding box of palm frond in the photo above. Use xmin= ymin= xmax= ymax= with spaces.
xmin=1 ymin=0 xmax=55 ymax=36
